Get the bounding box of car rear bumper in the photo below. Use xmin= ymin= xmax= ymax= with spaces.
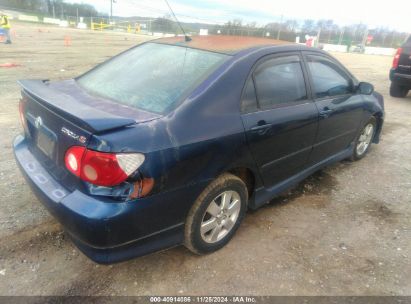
xmin=13 ymin=135 xmax=206 ymax=263
xmin=390 ymin=69 xmax=411 ymax=87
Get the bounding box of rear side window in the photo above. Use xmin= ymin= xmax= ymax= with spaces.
xmin=253 ymin=55 xmax=307 ymax=109
xmin=306 ymin=55 xmax=353 ymax=98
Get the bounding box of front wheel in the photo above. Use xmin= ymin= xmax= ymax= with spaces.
xmin=351 ymin=117 xmax=377 ymax=161
xmin=184 ymin=173 xmax=247 ymax=255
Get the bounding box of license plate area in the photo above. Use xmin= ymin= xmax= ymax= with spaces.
xmin=36 ymin=126 xmax=56 ymax=159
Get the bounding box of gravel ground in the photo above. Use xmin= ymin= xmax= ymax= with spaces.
xmin=0 ymin=22 xmax=410 ymax=296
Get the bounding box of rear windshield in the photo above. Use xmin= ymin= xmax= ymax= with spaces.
xmin=77 ymin=42 xmax=228 ymax=114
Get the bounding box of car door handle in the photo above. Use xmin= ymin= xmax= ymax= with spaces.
xmin=250 ymin=123 xmax=271 ymax=132
xmin=319 ymin=108 xmax=333 ymax=117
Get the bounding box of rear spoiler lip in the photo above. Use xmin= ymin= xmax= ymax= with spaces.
xmin=18 ymin=79 xmax=139 ymax=134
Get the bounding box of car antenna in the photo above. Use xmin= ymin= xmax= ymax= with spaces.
xmin=164 ymin=0 xmax=192 ymax=42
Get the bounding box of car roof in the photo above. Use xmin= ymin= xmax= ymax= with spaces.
xmin=152 ymin=35 xmax=297 ymax=55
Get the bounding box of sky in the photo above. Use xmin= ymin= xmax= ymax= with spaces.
xmin=69 ymin=0 xmax=411 ymax=32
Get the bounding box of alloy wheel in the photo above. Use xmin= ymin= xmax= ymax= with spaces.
xmin=356 ymin=123 xmax=374 ymax=156
xmin=200 ymin=190 xmax=241 ymax=243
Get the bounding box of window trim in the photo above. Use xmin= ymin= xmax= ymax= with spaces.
xmin=302 ymin=52 xmax=358 ymax=101
xmin=240 ymin=52 xmax=312 ymax=113
xmin=240 ymin=77 xmax=258 ymax=113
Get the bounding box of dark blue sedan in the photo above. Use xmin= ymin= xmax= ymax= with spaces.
xmin=14 ymin=36 xmax=384 ymax=263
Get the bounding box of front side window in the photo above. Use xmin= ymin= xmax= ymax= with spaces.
xmin=306 ymin=55 xmax=352 ymax=98
xmin=253 ymin=55 xmax=307 ymax=109
xmin=77 ymin=43 xmax=228 ymax=114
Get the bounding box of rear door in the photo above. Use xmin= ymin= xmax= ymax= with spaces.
xmin=241 ymin=53 xmax=318 ymax=188
xmin=303 ymin=53 xmax=364 ymax=165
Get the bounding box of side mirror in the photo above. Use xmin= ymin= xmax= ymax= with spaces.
xmin=358 ymin=82 xmax=374 ymax=95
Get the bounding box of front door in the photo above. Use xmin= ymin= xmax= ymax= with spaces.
xmin=241 ymin=54 xmax=318 ymax=188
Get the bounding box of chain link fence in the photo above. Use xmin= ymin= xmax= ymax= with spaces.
xmin=1 ymin=5 xmax=409 ymax=49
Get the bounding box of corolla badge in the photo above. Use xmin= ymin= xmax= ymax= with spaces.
xmin=34 ymin=116 xmax=43 ymax=129
xmin=61 ymin=127 xmax=87 ymax=144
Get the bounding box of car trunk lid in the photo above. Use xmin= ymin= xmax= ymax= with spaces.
xmin=19 ymin=79 xmax=161 ymax=191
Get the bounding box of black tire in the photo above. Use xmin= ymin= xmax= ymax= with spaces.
xmin=351 ymin=117 xmax=377 ymax=161
xmin=390 ymin=83 xmax=409 ymax=98
xmin=184 ymin=173 xmax=248 ymax=255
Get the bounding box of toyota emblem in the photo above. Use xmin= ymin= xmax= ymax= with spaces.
xmin=34 ymin=116 xmax=43 ymax=129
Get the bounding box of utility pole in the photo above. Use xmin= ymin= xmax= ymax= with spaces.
xmin=110 ymin=0 xmax=117 ymax=23
xmin=110 ymin=0 xmax=113 ymax=23
xmin=276 ymin=15 xmax=283 ymax=40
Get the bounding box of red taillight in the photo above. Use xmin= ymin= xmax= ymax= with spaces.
xmin=64 ymin=146 xmax=145 ymax=187
xmin=81 ymin=149 xmax=128 ymax=186
xmin=65 ymin=146 xmax=85 ymax=177
xmin=392 ymin=48 xmax=403 ymax=69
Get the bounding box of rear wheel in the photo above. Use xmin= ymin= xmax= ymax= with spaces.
xmin=184 ymin=173 xmax=247 ymax=255
xmin=390 ymin=83 xmax=409 ymax=98
xmin=351 ymin=117 xmax=376 ymax=161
